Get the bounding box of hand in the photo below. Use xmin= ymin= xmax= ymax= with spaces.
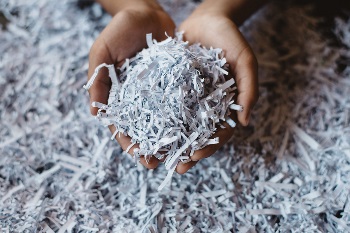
xmin=175 ymin=10 xmax=259 ymax=174
xmin=88 ymin=5 xmax=175 ymax=169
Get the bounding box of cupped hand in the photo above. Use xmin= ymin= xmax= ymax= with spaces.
xmin=175 ymin=12 xmax=259 ymax=174
xmin=88 ymin=7 xmax=175 ymax=169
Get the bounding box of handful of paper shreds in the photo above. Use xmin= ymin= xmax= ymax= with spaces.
xmin=84 ymin=33 xmax=242 ymax=190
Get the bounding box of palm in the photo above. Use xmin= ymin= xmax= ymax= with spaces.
xmin=88 ymin=10 xmax=257 ymax=174
xmin=88 ymin=9 xmax=175 ymax=169
xmin=174 ymin=14 xmax=258 ymax=173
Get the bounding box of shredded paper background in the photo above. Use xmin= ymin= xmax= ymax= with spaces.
xmin=0 ymin=0 xmax=350 ymax=232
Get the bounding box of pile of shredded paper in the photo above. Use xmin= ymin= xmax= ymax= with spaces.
xmin=1 ymin=0 xmax=350 ymax=232
xmin=84 ymin=33 xmax=241 ymax=191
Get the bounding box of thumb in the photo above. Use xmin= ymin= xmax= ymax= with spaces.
xmin=87 ymin=39 xmax=114 ymax=115
xmin=232 ymin=47 xmax=258 ymax=126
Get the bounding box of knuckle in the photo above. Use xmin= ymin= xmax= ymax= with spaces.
xmin=90 ymin=107 xmax=97 ymax=116
xmin=89 ymin=40 xmax=101 ymax=57
xmin=115 ymin=9 xmax=140 ymax=22
xmin=247 ymin=53 xmax=258 ymax=68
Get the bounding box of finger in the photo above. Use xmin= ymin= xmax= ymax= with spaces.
xmin=109 ymin=125 xmax=159 ymax=169
xmin=213 ymin=23 xmax=258 ymax=126
xmin=182 ymin=19 xmax=258 ymax=126
xmin=233 ymin=47 xmax=258 ymax=126
xmin=175 ymin=160 xmax=198 ymax=174
xmin=89 ymin=39 xmax=160 ymax=169
xmin=88 ymin=39 xmax=114 ymax=115
xmin=190 ymin=120 xmax=236 ymax=162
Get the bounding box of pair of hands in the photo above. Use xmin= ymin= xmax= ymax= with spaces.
xmin=88 ymin=2 xmax=258 ymax=174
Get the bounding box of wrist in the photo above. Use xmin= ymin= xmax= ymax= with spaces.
xmin=97 ymin=0 xmax=163 ymax=16
xmin=191 ymin=2 xmax=230 ymax=19
xmin=191 ymin=0 xmax=267 ymax=26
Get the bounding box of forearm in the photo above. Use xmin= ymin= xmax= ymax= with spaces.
xmin=96 ymin=0 xmax=162 ymax=15
xmin=193 ymin=0 xmax=267 ymax=26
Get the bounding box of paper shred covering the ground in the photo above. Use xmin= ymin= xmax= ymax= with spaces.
xmin=0 ymin=0 xmax=350 ymax=232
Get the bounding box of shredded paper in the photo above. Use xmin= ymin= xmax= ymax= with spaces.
xmin=1 ymin=0 xmax=350 ymax=232
xmin=84 ymin=33 xmax=241 ymax=191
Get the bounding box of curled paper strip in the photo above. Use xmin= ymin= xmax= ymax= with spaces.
xmin=2 ymin=1 xmax=350 ymax=231
xmin=85 ymin=33 xmax=241 ymax=190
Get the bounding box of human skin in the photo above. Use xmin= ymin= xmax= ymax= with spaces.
xmin=175 ymin=0 xmax=266 ymax=173
xmin=88 ymin=0 xmax=175 ymax=170
xmin=88 ymin=0 xmax=265 ymax=174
